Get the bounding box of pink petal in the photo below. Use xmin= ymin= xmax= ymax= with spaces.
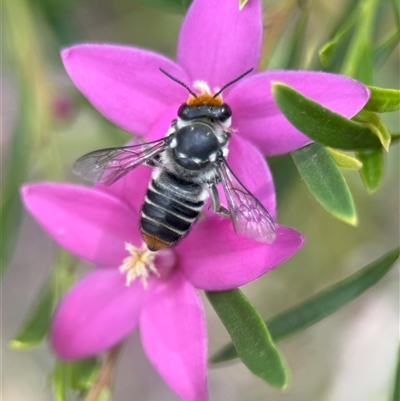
xmin=179 ymin=222 xmax=304 ymax=290
xmin=140 ymin=272 xmax=208 ymax=401
xmin=145 ymin=105 xmax=180 ymax=142
xmin=61 ymin=44 xmax=189 ymax=136
xmin=226 ymin=134 xmax=276 ymax=219
xmin=177 ymin=0 xmax=262 ymax=88
xmin=51 ymin=269 xmax=144 ymax=359
xmin=227 ymin=71 xmax=370 ymax=155
xmin=21 ymin=183 xmax=140 ymax=266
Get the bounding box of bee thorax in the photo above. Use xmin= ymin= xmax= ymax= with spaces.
xmin=173 ymin=123 xmax=220 ymax=170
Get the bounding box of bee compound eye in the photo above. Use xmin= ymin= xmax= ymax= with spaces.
xmin=177 ymin=104 xmax=191 ymax=120
xmin=219 ymin=104 xmax=232 ymax=121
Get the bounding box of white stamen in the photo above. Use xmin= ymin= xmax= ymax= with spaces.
xmin=193 ymin=80 xmax=212 ymax=95
xmin=119 ymin=243 xmax=159 ymax=288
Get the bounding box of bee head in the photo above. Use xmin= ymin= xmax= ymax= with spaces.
xmin=177 ymin=102 xmax=232 ymax=125
xmin=159 ymin=67 xmax=253 ymax=126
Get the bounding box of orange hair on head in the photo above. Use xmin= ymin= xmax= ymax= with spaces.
xmin=187 ymin=94 xmax=223 ymax=106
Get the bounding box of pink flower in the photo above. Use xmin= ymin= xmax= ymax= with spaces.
xmin=60 ymin=0 xmax=369 ymax=158
xmin=21 ymin=152 xmax=303 ymax=401
xmin=21 ymin=0 xmax=370 ymax=399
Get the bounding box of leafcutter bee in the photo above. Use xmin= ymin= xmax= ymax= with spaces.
xmin=73 ymin=69 xmax=276 ymax=251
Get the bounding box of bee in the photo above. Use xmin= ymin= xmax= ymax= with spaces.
xmin=73 ymin=68 xmax=276 ymax=251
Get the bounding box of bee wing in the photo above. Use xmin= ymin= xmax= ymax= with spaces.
xmin=217 ymin=158 xmax=276 ymax=244
xmin=73 ymin=137 xmax=169 ymax=185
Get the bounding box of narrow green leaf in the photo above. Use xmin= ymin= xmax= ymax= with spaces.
xmin=319 ymin=41 xmax=336 ymax=67
xmin=356 ymin=148 xmax=385 ymax=193
xmin=373 ymin=31 xmax=400 ymax=69
xmin=266 ymin=248 xmax=399 ymax=342
xmin=9 ymin=250 xmax=77 ymax=349
xmin=9 ymin=278 xmax=56 ymax=349
xmin=3 ymin=0 xmax=63 ymax=273
xmin=211 ymin=248 xmax=400 ymax=363
xmin=391 ymin=133 xmax=400 ymax=141
xmin=267 ymin=154 xmax=298 ymax=203
xmin=292 ymin=143 xmax=357 ymax=225
xmin=272 ymin=82 xmax=381 ymax=150
xmin=52 ymin=358 xmax=100 ymax=400
xmin=31 ymin=0 xmax=80 ymax=45
xmin=340 ymin=0 xmax=378 ymax=84
xmin=1 ymin=191 xmax=24 ymax=275
xmin=70 ymin=358 xmax=100 ymax=392
xmin=96 ymin=388 xmax=112 ymax=401
xmin=239 ymin=0 xmax=250 ymax=10
xmin=0 ymin=90 xmax=31 ymax=274
xmin=364 ymin=86 xmax=400 ymax=113
xmin=52 ymin=361 xmax=70 ymax=401
xmin=284 ymin=4 xmax=310 ymax=69
xmin=326 ymin=148 xmax=363 ymax=170
xmin=318 ymin=8 xmax=358 ymax=68
xmin=392 ymin=0 xmax=400 ymax=28
xmin=353 ymin=110 xmax=391 ymax=150
xmin=391 ymin=347 xmax=400 ymax=401
xmin=136 ymin=0 xmax=192 ymax=13
xmin=317 ymin=0 xmax=360 ymax=71
xmin=207 ymin=289 xmax=289 ymax=388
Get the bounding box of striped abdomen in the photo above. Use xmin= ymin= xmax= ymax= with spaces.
xmin=140 ymin=171 xmax=206 ymax=251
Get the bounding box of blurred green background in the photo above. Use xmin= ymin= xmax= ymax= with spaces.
xmin=2 ymin=0 xmax=399 ymax=400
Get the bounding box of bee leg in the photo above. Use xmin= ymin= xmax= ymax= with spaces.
xmin=145 ymin=155 xmax=160 ymax=167
xmin=210 ymin=184 xmax=230 ymax=217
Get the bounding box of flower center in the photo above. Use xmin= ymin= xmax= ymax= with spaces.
xmin=119 ymin=243 xmax=159 ymax=288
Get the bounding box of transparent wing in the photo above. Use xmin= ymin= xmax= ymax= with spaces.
xmin=217 ymin=158 xmax=276 ymax=244
xmin=73 ymin=138 xmax=169 ymax=185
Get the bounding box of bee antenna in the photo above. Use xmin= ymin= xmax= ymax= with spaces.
xmin=159 ymin=68 xmax=197 ymax=98
xmin=213 ymin=68 xmax=254 ymax=98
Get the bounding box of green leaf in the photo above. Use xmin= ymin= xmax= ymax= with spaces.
xmin=392 ymin=0 xmax=400 ymax=28
xmin=272 ymin=82 xmax=381 ymax=150
xmin=391 ymin=347 xmax=400 ymax=401
xmin=267 ymin=154 xmax=298 ymax=203
xmin=340 ymin=0 xmax=379 ymax=84
xmin=316 ymin=0 xmax=360 ymax=72
xmin=318 ymin=4 xmax=358 ymax=68
xmin=326 ymin=148 xmax=363 ymax=170
xmin=353 ymin=110 xmax=391 ymax=150
xmin=373 ymin=31 xmax=400 ymax=69
xmin=0 ymin=90 xmax=32 ymax=275
xmin=284 ymin=4 xmax=311 ymax=69
xmin=391 ymin=133 xmax=400 ymax=141
xmin=136 ymin=0 xmax=192 ymax=13
xmin=52 ymin=361 xmax=70 ymax=401
xmin=52 ymin=358 xmax=100 ymax=400
xmin=1 ymin=191 xmax=24 ymax=275
xmin=2 ymin=0 xmax=64 ymax=273
xmin=292 ymin=143 xmax=357 ymax=225
xmin=239 ymin=0 xmax=250 ymax=10
xmin=95 ymin=389 xmax=112 ymax=401
xmin=211 ymin=247 xmax=400 ymax=363
xmin=9 ymin=250 xmax=77 ymax=349
xmin=9 ymin=278 xmax=56 ymax=349
xmin=319 ymin=35 xmax=348 ymax=68
xmin=206 ymin=289 xmax=289 ymax=388
xmin=70 ymin=358 xmax=100 ymax=392
xmin=364 ymin=86 xmax=400 ymax=113
xmin=356 ymin=148 xmax=385 ymax=193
